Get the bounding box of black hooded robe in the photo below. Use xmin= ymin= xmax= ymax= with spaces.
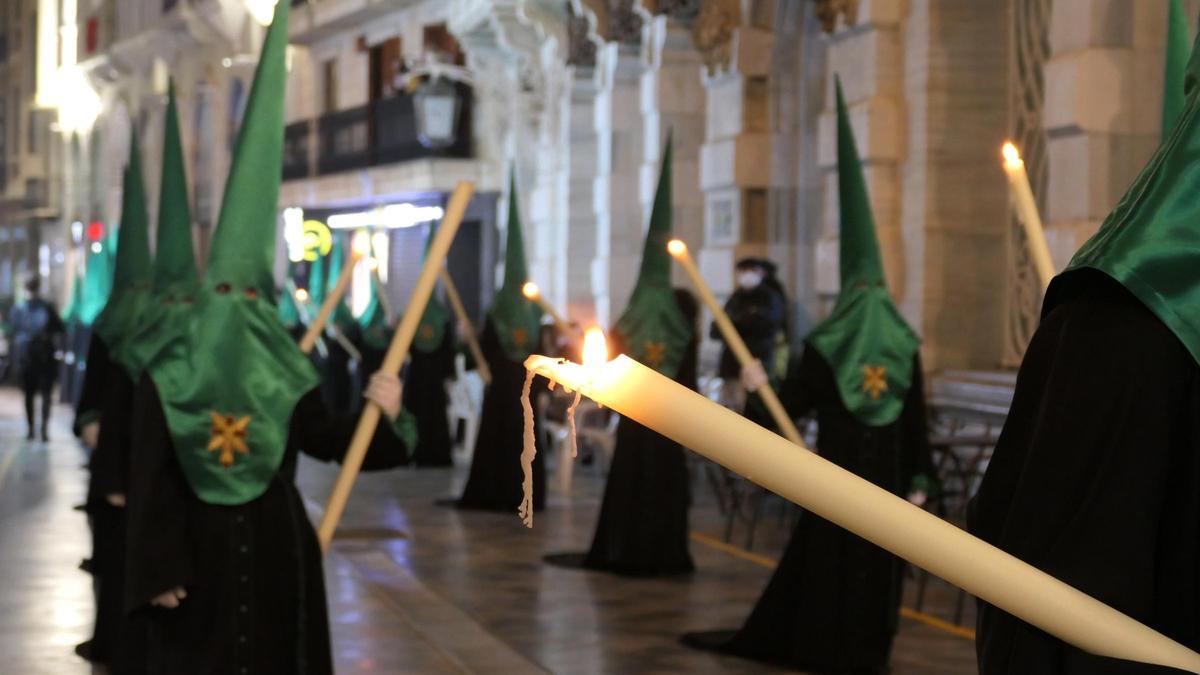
xmin=123 ymin=377 xmax=409 ymax=675
xmin=968 ymin=273 xmax=1200 ymax=675
xmin=404 ymin=321 xmax=455 ymax=467
xmin=453 ymin=318 xmax=546 ymax=512
xmin=545 ymin=294 xmax=699 ymax=577
xmin=682 ymin=346 xmax=934 ymax=673
xmin=75 ymin=333 xmax=144 ymax=669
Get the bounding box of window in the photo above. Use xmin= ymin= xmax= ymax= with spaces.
xmin=322 ymin=58 xmax=337 ymax=113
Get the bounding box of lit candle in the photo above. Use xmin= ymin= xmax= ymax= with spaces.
xmin=522 ymin=281 xmax=573 ymax=335
xmin=667 ymin=239 xmax=806 ymax=448
xmin=522 ymin=338 xmax=1200 ymax=672
xmin=1001 ymin=141 xmax=1056 ymax=290
xmin=439 ymin=267 xmax=492 ymax=385
xmin=317 ymin=181 xmax=476 ymax=552
xmin=299 ymin=247 xmax=362 ymax=355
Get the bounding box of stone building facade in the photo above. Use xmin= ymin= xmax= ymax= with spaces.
xmin=41 ymin=0 xmax=1193 ymax=375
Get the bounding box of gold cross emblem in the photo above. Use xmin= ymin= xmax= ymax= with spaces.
xmin=861 ymin=365 xmax=888 ymax=400
xmin=419 ymin=324 xmax=435 ymax=340
xmin=513 ymin=327 xmax=528 ymax=348
xmin=208 ymin=412 xmax=251 ymax=468
xmin=643 ymin=341 xmax=666 ymax=368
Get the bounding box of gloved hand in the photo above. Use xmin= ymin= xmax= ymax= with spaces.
xmin=81 ymin=422 xmax=100 ymax=449
xmin=740 ymin=359 xmax=770 ymax=393
xmin=364 ymin=371 xmax=403 ymax=421
xmin=907 ymin=490 xmax=928 ymax=508
xmin=105 ymin=493 xmax=126 ymax=508
xmin=151 ymin=586 xmax=187 ymax=609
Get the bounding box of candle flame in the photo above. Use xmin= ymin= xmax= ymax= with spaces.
xmin=522 ymin=281 xmax=540 ymax=300
xmin=583 ymin=327 xmax=608 ymax=367
xmin=667 ymin=239 xmax=687 ymax=257
xmin=351 ymin=229 xmax=372 ymax=257
xmin=295 ymin=288 xmax=309 ymax=303
xmin=1002 ymin=141 xmax=1022 ymax=168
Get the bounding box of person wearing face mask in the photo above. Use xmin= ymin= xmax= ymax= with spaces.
xmin=712 ymin=257 xmax=788 ymax=431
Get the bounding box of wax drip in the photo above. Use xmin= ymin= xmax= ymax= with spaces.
xmin=565 ymin=391 xmax=582 ymax=459
xmin=518 ymin=368 xmax=537 ymax=528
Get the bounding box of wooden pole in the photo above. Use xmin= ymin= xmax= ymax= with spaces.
xmin=439 ymin=267 xmax=492 ymax=385
xmin=317 ymin=182 xmax=475 ymax=552
xmin=667 ymin=239 xmax=806 ymax=448
xmin=285 ymin=278 xmax=327 ymax=359
xmin=299 ymin=249 xmax=361 ymax=355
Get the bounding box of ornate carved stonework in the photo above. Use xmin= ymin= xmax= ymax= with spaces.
xmin=692 ymin=0 xmax=740 ymax=73
xmin=811 ymin=0 xmax=859 ymax=33
xmin=567 ymin=2 xmax=598 ymax=67
xmin=608 ymin=0 xmax=644 ymax=44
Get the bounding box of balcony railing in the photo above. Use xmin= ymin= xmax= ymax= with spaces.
xmin=284 ymin=85 xmax=474 ymax=180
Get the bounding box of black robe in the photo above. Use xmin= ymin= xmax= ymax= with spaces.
xmin=968 ymin=273 xmax=1200 ymax=674
xmin=318 ymin=336 xmax=355 ymax=417
xmin=123 ymin=378 xmax=408 ymax=675
xmin=404 ymin=321 xmax=455 ymax=467
xmin=75 ymin=334 xmax=144 ymax=669
xmin=682 ymin=347 xmax=934 ymax=673
xmin=545 ymin=320 xmax=699 ymax=577
xmin=454 ymin=318 xmax=546 ymax=512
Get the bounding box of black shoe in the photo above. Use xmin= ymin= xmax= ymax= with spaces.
xmin=40 ymin=428 xmax=48 ymax=442
xmin=25 ymin=430 xmax=34 ymax=441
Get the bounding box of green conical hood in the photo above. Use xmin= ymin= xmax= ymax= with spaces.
xmin=356 ymin=273 xmax=390 ymax=351
xmin=1164 ymin=0 xmax=1190 ymax=140
xmin=146 ymin=1 xmax=320 ymax=506
xmin=123 ymin=81 xmax=201 ymax=376
xmin=278 ymin=261 xmax=301 ymax=329
xmin=614 ymin=133 xmax=692 ymax=378
xmin=806 ymin=78 xmax=920 ymax=427
xmin=414 ymin=226 xmax=450 ymax=353
xmin=204 ymin=0 xmax=290 ymax=295
xmin=92 ymin=135 xmax=152 ymax=359
xmin=487 ymin=169 xmax=541 ymax=362
xmin=1045 ymin=29 xmax=1200 ymax=366
xmin=61 ymin=275 xmax=81 ymax=324
xmin=78 ymin=239 xmax=114 ymax=326
xmin=325 ymin=237 xmax=356 ymax=333
xmin=152 ymin=81 xmax=197 ymax=288
xmin=308 ymin=251 xmax=327 ymax=307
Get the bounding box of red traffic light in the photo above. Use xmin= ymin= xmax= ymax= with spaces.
xmin=86 ymin=221 xmax=105 ymax=242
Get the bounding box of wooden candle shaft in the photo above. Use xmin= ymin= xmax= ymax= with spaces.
xmin=531 ymin=293 xmax=570 ymax=333
xmin=1006 ymin=164 xmax=1056 ymax=290
xmin=439 ymin=267 xmax=492 ymax=385
xmin=299 ymin=251 xmax=360 ymax=355
xmin=286 ymin=279 xmax=328 ymax=359
xmin=317 ymin=182 xmax=475 ymax=552
xmin=372 ymin=268 xmax=394 ymax=321
xmin=672 ymin=248 xmax=805 ymax=448
xmin=525 ymin=355 xmax=1200 ymax=673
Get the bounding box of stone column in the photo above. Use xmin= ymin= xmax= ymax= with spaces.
xmin=637 ymin=15 xmax=705 ymax=286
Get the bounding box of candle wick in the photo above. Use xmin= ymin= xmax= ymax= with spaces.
xmin=519 ymin=368 xmax=537 ymax=528
xmin=566 ymin=391 xmax=582 ymax=459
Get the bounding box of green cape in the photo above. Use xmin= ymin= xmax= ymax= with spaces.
xmin=146 ymin=1 xmax=321 ymax=506
xmin=124 ymin=81 xmax=200 ymax=376
xmin=805 ymin=78 xmax=920 ymax=427
xmin=613 ymin=133 xmax=692 ymax=379
xmin=324 ymin=237 xmax=357 ymax=334
xmin=413 ymin=226 xmax=450 ymax=353
xmin=1164 ymin=0 xmax=1191 ymax=140
xmin=1045 ymin=29 xmax=1200 ymax=366
xmin=487 ymin=170 xmax=542 ymax=362
xmin=93 ymin=136 xmax=153 ymax=371
xmin=308 ymin=248 xmax=327 ymax=307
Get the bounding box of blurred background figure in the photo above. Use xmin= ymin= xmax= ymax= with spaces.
xmin=712 ymin=257 xmax=788 ymax=429
xmin=9 ymin=276 xmax=64 ymax=440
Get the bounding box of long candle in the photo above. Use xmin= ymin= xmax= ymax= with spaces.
xmin=667 ymin=239 xmax=805 ymax=448
xmin=439 ymin=267 xmax=492 ymax=385
xmin=317 ymin=181 xmax=475 ymax=552
xmin=299 ymin=248 xmax=362 ymax=355
xmin=523 ymin=350 xmax=1200 ymax=672
xmin=522 ymin=281 xmax=572 ymax=334
xmin=1002 ymin=141 xmax=1056 ymax=290
xmin=286 ymin=279 xmax=328 ymax=358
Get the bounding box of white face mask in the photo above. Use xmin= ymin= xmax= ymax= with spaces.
xmin=737 ymin=270 xmax=763 ymax=290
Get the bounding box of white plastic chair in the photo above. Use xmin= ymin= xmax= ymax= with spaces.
xmin=447 ymin=353 xmax=485 ymax=464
